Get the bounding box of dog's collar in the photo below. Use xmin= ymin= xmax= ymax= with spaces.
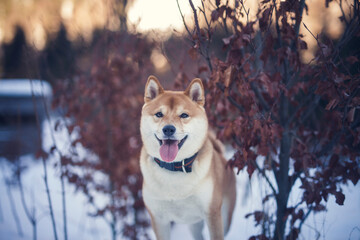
xmin=153 ymin=152 xmax=198 ymax=173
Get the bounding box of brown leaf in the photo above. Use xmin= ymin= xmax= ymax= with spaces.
xmin=224 ymin=65 xmax=234 ymax=88
xmin=319 ymin=43 xmax=331 ymax=58
xmin=222 ymin=35 xmax=233 ymax=45
xmin=335 ymin=191 xmax=345 ymax=205
xmin=188 ymin=47 xmax=198 ymax=60
xmin=346 ymin=56 xmax=359 ymax=64
xmin=325 ymin=99 xmax=338 ymax=110
xmin=347 ymin=107 xmax=355 ymax=122
xmin=299 ymin=40 xmax=307 ymax=50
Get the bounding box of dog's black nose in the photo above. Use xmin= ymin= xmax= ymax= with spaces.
xmin=163 ymin=125 xmax=176 ymax=137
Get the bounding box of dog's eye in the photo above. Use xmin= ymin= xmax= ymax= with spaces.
xmin=155 ymin=112 xmax=163 ymax=118
xmin=180 ymin=113 xmax=189 ymax=118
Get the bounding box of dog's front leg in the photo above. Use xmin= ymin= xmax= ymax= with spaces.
xmin=149 ymin=214 xmax=171 ymax=240
xmin=206 ymin=210 xmax=224 ymax=240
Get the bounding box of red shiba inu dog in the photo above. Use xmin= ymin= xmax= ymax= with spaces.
xmin=140 ymin=76 xmax=236 ymax=240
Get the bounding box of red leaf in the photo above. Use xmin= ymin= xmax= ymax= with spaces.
xmin=259 ymin=8 xmax=272 ymax=31
xmin=247 ymin=160 xmax=256 ymax=178
xmin=50 ymin=145 xmax=57 ymax=154
xmin=224 ymin=65 xmax=234 ymax=88
xmin=222 ymin=35 xmax=233 ymax=45
xmin=346 ymin=56 xmax=359 ymax=64
xmin=325 ymin=99 xmax=338 ymax=110
xmin=319 ymin=43 xmax=331 ymax=57
xmin=335 ymin=191 xmax=345 ymax=205
xmin=254 ymin=211 xmax=265 ymax=223
xmin=188 ymin=47 xmax=198 ymax=60
xmin=299 ymin=40 xmax=307 ymax=50
xmin=245 ymin=211 xmax=265 ymax=226
xmin=347 ymin=108 xmax=355 ymax=123
xmin=54 ymin=119 xmax=61 ymax=131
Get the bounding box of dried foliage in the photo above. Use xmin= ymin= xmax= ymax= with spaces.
xmin=52 ymin=31 xmax=154 ymax=239
xmin=182 ymin=0 xmax=360 ymax=239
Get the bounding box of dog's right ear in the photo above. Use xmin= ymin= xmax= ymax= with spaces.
xmin=144 ymin=75 xmax=164 ymax=103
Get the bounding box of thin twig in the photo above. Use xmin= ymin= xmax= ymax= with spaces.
xmin=39 ymin=79 xmax=68 ymax=240
xmin=254 ymin=160 xmax=278 ymax=196
xmin=1 ymin=164 xmax=24 ymax=238
xmin=18 ymin=169 xmax=37 ymax=240
xmin=339 ymin=0 xmax=349 ymax=26
xmin=272 ymin=0 xmax=282 ymax=45
xmin=298 ymin=205 xmax=313 ymax=233
xmin=232 ymin=135 xmax=278 ymax=196
xmin=188 ymin=0 xmax=213 ymax=71
xmin=294 ymin=0 xmax=306 ymax=41
xmin=240 ymin=0 xmax=250 ymax=24
xmin=176 ymin=0 xmax=192 ymax=37
xmin=29 ymin=79 xmax=59 ymax=240
xmin=302 ymin=23 xmax=318 ymax=40
xmin=189 ymin=0 xmax=201 ymax=42
xmin=6 ymin=182 xmax=24 ymax=237
xmin=348 ymin=226 xmax=360 ymax=240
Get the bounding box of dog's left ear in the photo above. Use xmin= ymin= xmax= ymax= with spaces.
xmin=144 ymin=75 xmax=164 ymax=103
xmin=185 ymin=78 xmax=205 ymax=106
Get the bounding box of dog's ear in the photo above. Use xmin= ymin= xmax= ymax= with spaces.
xmin=144 ymin=75 xmax=164 ymax=103
xmin=185 ymin=78 xmax=205 ymax=106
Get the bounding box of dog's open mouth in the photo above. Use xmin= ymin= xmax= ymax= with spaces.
xmin=155 ymin=135 xmax=187 ymax=162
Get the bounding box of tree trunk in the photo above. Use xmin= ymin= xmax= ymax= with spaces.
xmin=274 ymin=92 xmax=292 ymax=240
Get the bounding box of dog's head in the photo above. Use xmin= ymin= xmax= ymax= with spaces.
xmin=140 ymin=75 xmax=208 ymax=162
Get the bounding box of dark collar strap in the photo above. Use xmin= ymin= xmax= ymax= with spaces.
xmin=153 ymin=152 xmax=198 ymax=173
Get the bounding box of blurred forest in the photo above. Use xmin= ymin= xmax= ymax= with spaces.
xmin=0 ymin=0 xmax=359 ymax=240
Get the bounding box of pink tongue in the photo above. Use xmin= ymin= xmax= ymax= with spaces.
xmin=159 ymin=141 xmax=178 ymax=162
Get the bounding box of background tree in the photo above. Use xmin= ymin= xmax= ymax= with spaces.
xmin=51 ymin=31 xmax=155 ymax=240
xmin=181 ymin=0 xmax=360 ymax=239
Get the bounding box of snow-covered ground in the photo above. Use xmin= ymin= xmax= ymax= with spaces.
xmin=0 ymin=155 xmax=110 ymax=240
xmin=0 ymin=117 xmax=359 ymax=240
xmin=171 ymin=170 xmax=360 ymax=240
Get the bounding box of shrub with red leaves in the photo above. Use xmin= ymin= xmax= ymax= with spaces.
xmin=52 ymin=31 xmax=155 ymax=240
xmin=183 ymin=0 xmax=360 ymax=239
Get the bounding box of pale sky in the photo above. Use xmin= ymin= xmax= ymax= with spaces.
xmin=128 ymin=0 xmax=200 ymax=33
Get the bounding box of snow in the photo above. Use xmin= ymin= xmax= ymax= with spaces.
xmin=0 ymin=155 xmax=110 ymax=240
xmin=0 ymin=116 xmax=359 ymax=240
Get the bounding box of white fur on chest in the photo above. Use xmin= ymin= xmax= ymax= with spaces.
xmin=144 ymin=194 xmax=205 ymax=224
xmin=141 ymin=154 xmax=214 ymax=223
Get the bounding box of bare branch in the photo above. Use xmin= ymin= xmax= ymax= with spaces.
xmin=29 ymin=79 xmax=59 ymax=240
xmin=199 ymin=0 xmax=210 ymax=29
xmin=272 ymin=0 xmax=282 ymax=45
xmin=18 ymin=170 xmax=37 ymax=240
xmin=302 ymin=22 xmax=318 ymax=40
xmin=188 ymin=0 xmax=213 ymax=71
xmin=254 ymin=160 xmax=278 ymax=196
xmin=2 ymin=171 xmax=24 ymax=237
xmin=176 ymin=0 xmax=192 ymax=37
xmin=298 ymin=205 xmax=313 ymax=233
xmin=339 ymin=0 xmax=349 ymax=26
xmin=38 ymin=79 xmax=69 ymax=240
xmin=294 ymin=0 xmax=306 ymax=41
xmin=189 ymin=0 xmax=201 ymax=41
